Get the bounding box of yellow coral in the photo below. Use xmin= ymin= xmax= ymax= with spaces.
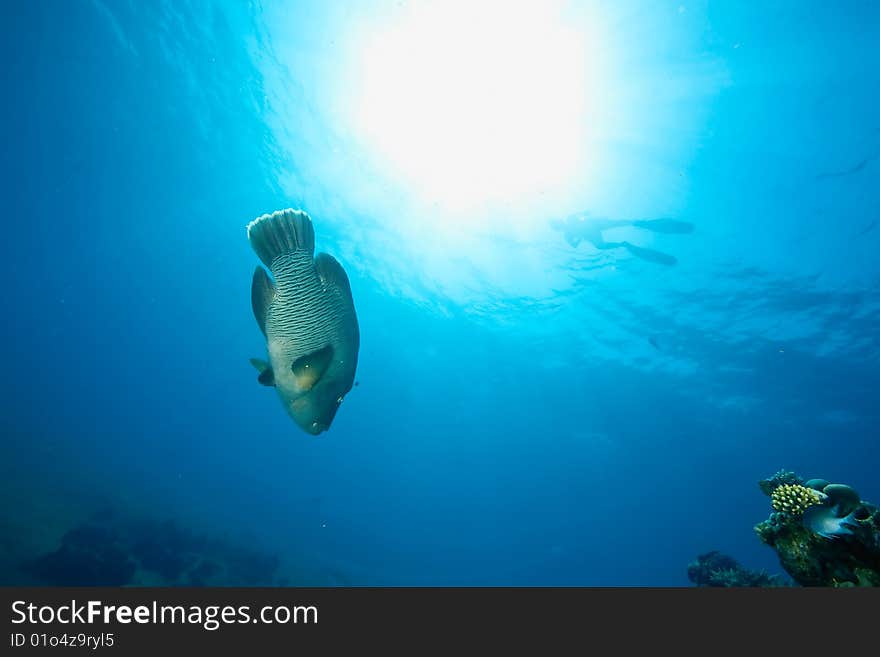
xmin=771 ymin=484 xmax=822 ymax=516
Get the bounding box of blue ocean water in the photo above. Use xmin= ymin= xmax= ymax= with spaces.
xmin=1 ymin=1 xmax=878 ymax=585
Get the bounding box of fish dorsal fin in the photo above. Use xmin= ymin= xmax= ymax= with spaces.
xmin=291 ymin=345 xmax=334 ymax=391
xmin=249 ymin=358 xmax=275 ymax=387
xmin=314 ymin=253 xmax=353 ymax=303
xmin=251 ymin=266 xmax=276 ymax=336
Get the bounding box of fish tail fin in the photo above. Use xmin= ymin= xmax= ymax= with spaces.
xmin=247 ymin=209 xmax=315 ymax=267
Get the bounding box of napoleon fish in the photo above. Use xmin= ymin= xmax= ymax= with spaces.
xmin=247 ymin=209 xmax=359 ymax=435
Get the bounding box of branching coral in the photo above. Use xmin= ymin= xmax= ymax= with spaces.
xmin=771 ymin=484 xmax=823 ymax=517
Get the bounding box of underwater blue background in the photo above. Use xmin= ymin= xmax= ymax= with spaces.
xmin=1 ymin=1 xmax=878 ymax=585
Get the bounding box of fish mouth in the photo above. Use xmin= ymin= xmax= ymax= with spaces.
xmin=286 ymin=385 xmax=343 ymax=435
xmin=305 ymin=421 xmax=326 ymax=436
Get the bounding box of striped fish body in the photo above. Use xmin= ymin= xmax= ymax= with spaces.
xmin=248 ymin=210 xmax=359 ymax=435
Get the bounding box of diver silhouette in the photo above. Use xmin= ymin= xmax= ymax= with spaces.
xmin=551 ymin=213 xmax=694 ymax=265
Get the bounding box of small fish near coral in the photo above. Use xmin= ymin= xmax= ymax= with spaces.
xmin=247 ymin=209 xmax=360 ymax=435
xmin=755 ymin=470 xmax=880 ymax=587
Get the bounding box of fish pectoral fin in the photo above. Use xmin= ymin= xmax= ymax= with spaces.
xmin=249 ymin=358 xmax=275 ymax=387
xmin=251 ymin=266 xmax=276 ymax=337
xmin=258 ymin=368 xmax=275 ymax=386
xmin=291 ymin=345 xmax=334 ymax=391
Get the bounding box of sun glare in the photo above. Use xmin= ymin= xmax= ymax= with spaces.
xmin=350 ymin=1 xmax=597 ymax=216
xmin=262 ymin=1 xmax=723 ymax=303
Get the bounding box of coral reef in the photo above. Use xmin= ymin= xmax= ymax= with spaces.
xmin=24 ymin=524 xmax=137 ymax=586
xmin=755 ymin=471 xmax=880 ymax=587
xmin=687 ymin=551 xmax=788 ymax=587
xmin=758 ymin=469 xmax=802 ymax=497
xmin=23 ymin=509 xmax=282 ymax=586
